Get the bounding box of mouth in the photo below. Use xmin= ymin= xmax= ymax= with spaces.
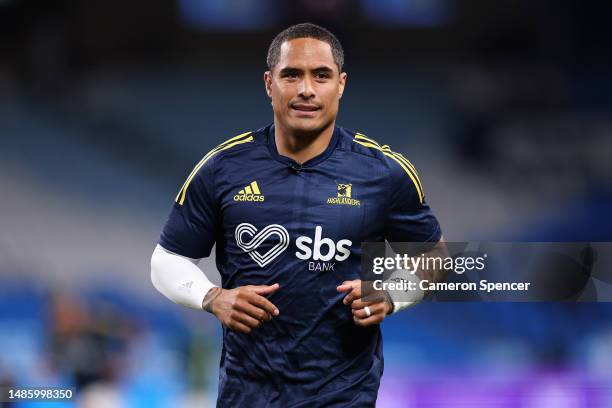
xmin=290 ymin=104 xmax=321 ymax=117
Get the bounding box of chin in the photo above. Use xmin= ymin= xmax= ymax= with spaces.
xmin=288 ymin=120 xmax=325 ymax=135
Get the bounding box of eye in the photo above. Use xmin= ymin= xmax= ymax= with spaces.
xmin=282 ymin=71 xmax=299 ymax=79
xmin=316 ymin=72 xmax=331 ymax=79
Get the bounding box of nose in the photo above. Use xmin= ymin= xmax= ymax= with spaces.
xmin=298 ymin=76 xmax=315 ymax=99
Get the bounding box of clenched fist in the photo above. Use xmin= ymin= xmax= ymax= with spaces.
xmin=203 ymin=284 xmax=280 ymax=334
xmin=337 ymin=280 xmax=392 ymax=326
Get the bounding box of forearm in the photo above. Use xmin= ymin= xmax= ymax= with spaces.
xmin=414 ymin=236 xmax=449 ymax=289
xmin=150 ymin=244 xmax=217 ymax=310
xmin=385 ymin=236 xmax=449 ymax=313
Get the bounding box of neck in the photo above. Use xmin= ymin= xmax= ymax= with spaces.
xmin=273 ymin=120 xmax=336 ymax=165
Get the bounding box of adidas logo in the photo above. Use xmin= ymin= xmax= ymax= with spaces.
xmin=234 ymin=181 xmax=265 ymax=202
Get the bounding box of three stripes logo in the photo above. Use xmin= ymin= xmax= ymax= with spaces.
xmin=234 ymin=181 xmax=265 ymax=202
xmin=235 ymin=223 xmax=289 ymax=267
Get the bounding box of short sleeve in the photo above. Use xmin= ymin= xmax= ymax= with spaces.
xmin=384 ymin=156 xmax=441 ymax=244
xmin=159 ymin=158 xmax=219 ymax=259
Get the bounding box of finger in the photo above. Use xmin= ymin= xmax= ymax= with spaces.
xmin=336 ymin=283 xmax=354 ymax=292
xmin=360 ymin=281 xmax=376 ymax=297
xmin=351 ymin=298 xmax=375 ymax=310
xmin=337 ymin=280 xmax=360 ymax=304
xmin=336 ymin=280 xmax=358 ymax=292
xmin=233 ymin=311 xmax=262 ymax=329
xmin=248 ymin=293 xmax=280 ymax=317
xmin=235 ymin=300 xmax=273 ymax=321
xmin=352 ymin=302 xmax=386 ymax=319
xmin=251 ymin=283 xmax=280 ymax=296
xmin=229 ymin=320 xmax=253 ymax=334
xmin=343 ymin=285 xmax=362 ymax=305
xmin=357 ymin=290 xmax=387 ymax=305
xmin=353 ymin=312 xmax=385 ymax=327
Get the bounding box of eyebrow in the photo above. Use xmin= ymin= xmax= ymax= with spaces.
xmin=279 ymin=66 xmax=335 ymax=74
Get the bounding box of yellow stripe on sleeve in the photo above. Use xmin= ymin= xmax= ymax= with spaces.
xmin=176 ymin=131 xmax=253 ymax=196
xmin=353 ymin=138 xmax=424 ymax=204
xmin=354 ymin=133 xmax=424 ymax=198
xmin=355 ymin=133 xmax=423 ymax=193
xmin=390 ymin=152 xmax=424 ymax=195
xmin=175 ymin=132 xmax=253 ymax=205
xmin=354 ymin=133 xmax=381 ymax=147
xmin=175 ymin=132 xmax=250 ymax=200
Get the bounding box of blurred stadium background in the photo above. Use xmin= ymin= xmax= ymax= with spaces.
xmin=1 ymin=0 xmax=612 ymax=406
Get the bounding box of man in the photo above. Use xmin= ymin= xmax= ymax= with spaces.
xmin=151 ymin=23 xmax=445 ymax=407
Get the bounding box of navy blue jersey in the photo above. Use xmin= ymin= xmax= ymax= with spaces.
xmin=160 ymin=124 xmax=441 ymax=407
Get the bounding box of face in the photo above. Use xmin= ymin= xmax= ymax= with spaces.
xmin=264 ymin=38 xmax=347 ymax=136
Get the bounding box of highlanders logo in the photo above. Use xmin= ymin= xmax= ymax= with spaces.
xmin=327 ymin=183 xmax=360 ymax=206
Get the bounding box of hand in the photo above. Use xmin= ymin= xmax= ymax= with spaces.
xmin=203 ymin=283 xmax=280 ymax=334
xmin=336 ymin=280 xmax=392 ymax=327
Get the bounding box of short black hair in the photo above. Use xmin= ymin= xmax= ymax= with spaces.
xmin=267 ymin=23 xmax=344 ymax=72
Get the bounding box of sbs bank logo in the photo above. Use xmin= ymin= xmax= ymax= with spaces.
xmin=295 ymin=226 xmax=352 ymax=262
xmin=234 ymin=224 xmax=352 ymax=268
xmin=235 ymin=223 xmax=289 ymax=267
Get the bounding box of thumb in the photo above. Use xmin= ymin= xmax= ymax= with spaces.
xmin=252 ymin=283 xmax=280 ymax=296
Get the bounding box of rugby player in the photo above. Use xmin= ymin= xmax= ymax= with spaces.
xmin=151 ymin=23 xmax=446 ymax=407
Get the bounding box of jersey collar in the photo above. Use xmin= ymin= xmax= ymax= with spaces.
xmin=266 ymin=124 xmax=340 ymax=169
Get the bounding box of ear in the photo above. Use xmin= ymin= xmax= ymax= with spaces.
xmin=338 ymin=72 xmax=347 ymax=99
xmin=264 ymin=71 xmax=273 ymax=98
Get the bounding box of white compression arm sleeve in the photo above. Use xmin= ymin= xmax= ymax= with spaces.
xmin=150 ymin=244 xmax=217 ymax=310
xmin=385 ymin=269 xmax=424 ymax=314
